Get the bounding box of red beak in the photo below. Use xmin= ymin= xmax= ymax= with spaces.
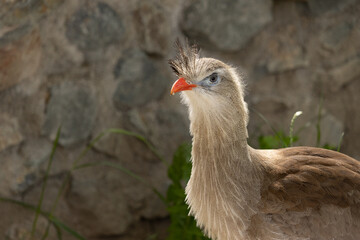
xmin=170 ymin=77 xmax=197 ymax=95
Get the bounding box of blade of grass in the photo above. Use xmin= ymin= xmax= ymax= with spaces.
xmin=48 ymin=216 xmax=86 ymax=240
xmin=289 ymin=111 xmax=302 ymax=147
xmin=75 ymin=162 xmax=144 ymax=183
xmin=46 ymin=127 xmax=167 ymax=231
xmin=294 ymin=121 xmax=311 ymax=137
xmin=250 ymin=108 xmax=288 ymax=147
xmin=41 ymin=223 xmax=50 ymax=240
xmin=337 ymin=132 xmax=344 ymax=152
xmin=71 ymin=131 xmax=107 ymax=169
xmin=316 ymin=97 xmax=323 ymax=147
xmin=47 ymin=170 xmax=71 ymax=222
xmin=41 ymin=170 xmax=72 ymax=239
xmin=44 ymin=130 xmax=109 ymax=233
xmin=54 ymin=224 xmax=63 ymax=240
xmin=73 ymin=128 xmax=167 ymax=168
xmin=75 ymin=161 xmax=166 ymax=203
xmin=49 ymin=127 xmax=166 ymax=212
xmin=49 ymin=129 xmax=142 ymax=212
xmin=0 ymin=197 xmax=85 ymax=240
xmin=107 ymin=128 xmax=168 ymax=167
xmin=31 ymin=126 xmax=61 ymax=239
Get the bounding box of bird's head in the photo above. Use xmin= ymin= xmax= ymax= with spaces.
xmin=169 ymin=41 xmax=249 ymax=138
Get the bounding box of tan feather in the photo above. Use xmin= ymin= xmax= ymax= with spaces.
xmin=169 ymin=42 xmax=360 ymax=240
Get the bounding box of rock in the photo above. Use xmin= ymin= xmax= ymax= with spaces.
xmin=66 ymin=2 xmax=125 ymax=51
xmin=20 ymin=138 xmax=52 ymax=168
xmin=0 ymin=0 xmax=63 ymax=30
xmin=133 ymin=1 xmax=172 ymax=56
xmin=308 ymin=0 xmax=357 ymax=15
xmin=298 ymin=111 xmax=344 ymax=148
xmin=252 ymin=95 xmax=290 ymax=114
xmin=181 ymin=0 xmax=272 ymax=51
xmin=5 ymin=223 xmax=31 ymax=240
xmin=5 ymin=217 xmax=51 ymax=240
xmin=319 ymin=113 xmax=344 ymax=147
xmin=329 ymin=56 xmax=360 ymax=91
xmin=0 ymin=138 xmax=52 ymax=195
xmin=0 ymin=24 xmax=32 ymax=47
xmin=0 ymin=29 xmax=41 ymax=92
xmin=92 ymin=124 xmax=135 ymax=160
xmin=125 ymin=104 xmax=190 ymax=159
xmin=67 ymin=162 xmax=134 ymax=236
xmin=321 ymin=22 xmax=353 ymax=50
xmin=113 ymin=49 xmax=167 ymax=110
xmin=264 ymin=25 xmax=308 ymax=73
xmin=127 ymin=109 xmax=149 ymax=134
xmin=266 ymin=51 xmax=308 ymax=73
xmin=149 ymin=107 xmax=190 ymax=155
xmin=40 ymin=10 xmax=84 ymax=75
xmin=137 ymin=183 xmax=169 ymax=219
xmin=0 ymin=113 xmax=23 ymax=152
xmin=0 ymin=151 xmax=27 ymax=196
xmin=42 ymin=82 xmax=97 ymax=146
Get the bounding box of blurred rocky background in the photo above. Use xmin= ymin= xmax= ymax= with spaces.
xmin=0 ymin=0 xmax=359 ymax=239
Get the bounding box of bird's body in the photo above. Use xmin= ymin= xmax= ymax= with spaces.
xmin=169 ymin=41 xmax=360 ymax=240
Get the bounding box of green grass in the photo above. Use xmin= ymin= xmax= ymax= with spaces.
xmin=0 ymin=195 xmax=85 ymax=240
xmin=31 ymin=126 xmax=61 ymax=239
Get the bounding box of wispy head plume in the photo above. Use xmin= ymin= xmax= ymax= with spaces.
xmin=168 ymin=39 xmax=200 ymax=77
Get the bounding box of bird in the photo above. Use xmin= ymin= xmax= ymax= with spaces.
xmin=168 ymin=41 xmax=360 ymax=240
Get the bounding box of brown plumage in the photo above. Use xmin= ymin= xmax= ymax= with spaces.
xmin=169 ymin=41 xmax=360 ymax=240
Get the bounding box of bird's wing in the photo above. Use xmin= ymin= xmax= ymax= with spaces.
xmin=259 ymin=147 xmax=360 ymax=213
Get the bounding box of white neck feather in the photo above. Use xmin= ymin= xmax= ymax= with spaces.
xmin=184 ymin=91 xmax=264 ymax=240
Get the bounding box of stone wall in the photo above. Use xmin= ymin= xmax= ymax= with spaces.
xmin=0 ymin=0 xmax=359 ymax=239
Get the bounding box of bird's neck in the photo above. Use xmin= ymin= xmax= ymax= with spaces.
xmin=189 ymin=106 xmax=259 ymax=181
xmin=186 ymin=105 xmax=264 ymax=239
xmin=188 ymin=100 xmax=251 ymax=166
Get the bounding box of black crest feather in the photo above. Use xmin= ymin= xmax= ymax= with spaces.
xmin=168 ymin=39 xmax=200 ymax=77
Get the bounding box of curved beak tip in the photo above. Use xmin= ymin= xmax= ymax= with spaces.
xmin=170 ymin=77 xmax=197 ymax=95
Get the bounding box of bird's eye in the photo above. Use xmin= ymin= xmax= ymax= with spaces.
xmin=207 ymin=73 xmax=219 ymax=85
xmin=209 ymin=74 xmax=217 ymax=83
xmin=200 ymin=73 xmax=221 ymax=88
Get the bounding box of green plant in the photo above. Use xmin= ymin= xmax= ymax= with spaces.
xmin=258 ymin=131 xmax=298 ymax=149
xmin=258 ymin=110 xmax=344 ymax=152
xmin=258 ymin=111 xmax=302 ymax=149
